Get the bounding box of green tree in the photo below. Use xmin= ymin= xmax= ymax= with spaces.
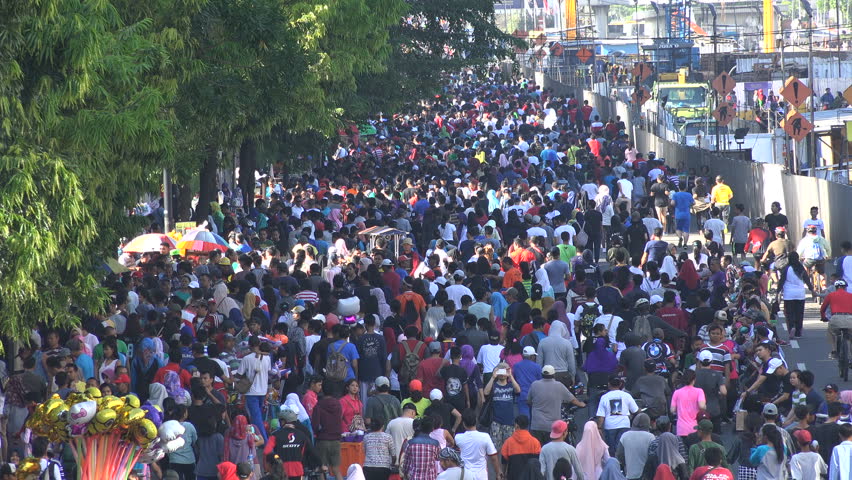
xmin=0 ymin=0 xmax=194 ymax=339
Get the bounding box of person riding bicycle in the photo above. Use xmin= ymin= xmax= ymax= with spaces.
xmin=797 ymin=225 xmax=831 ymax=290
xmin=820 ymin=279 xmax=852 ymax=360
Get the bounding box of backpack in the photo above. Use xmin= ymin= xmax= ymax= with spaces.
xmin=633 ymin=314 xmax=653 ymax=343
xmin=39 ymin=460 xmax=63 ymax=480
xmin=401 ymin=295 xmax=420 ymax=328
xmin=578 ymin=302 xmax=600 ymax=338
xmin=807 ymin=237 xmax=826 ymax=260
xmin=399 ymin=341 xmax=424 ymax=383
xmin=325 ymin=342 xmax=349 ymax=381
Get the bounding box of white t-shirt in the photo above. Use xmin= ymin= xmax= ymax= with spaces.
xmin=236 ymin=352 xmax=271 ymax=396
xmin=642 ymin=217 xmax=663 ymax=237
xmin=387 ymin=417 xmax=414 ymax=460
xmin=454 ymin=431 xmax=497 ymax=480
xmin=439 ymin=223 xmax=457 ymax=242
xmin=580 ymin=183 xmax=599 ymax=199
xmin=596 ymin=390 xmax=639 ymax=430
xmin=803 ymin=219 xmax=825 ymax=236
xmin=593 ymin=314 xmax=623 ymax=344
xmin=476 ymin=344 xmax=504 ymax=374
xmin=553 ymin=225 xmax=576 ymax=244
xmin=617 ymin=179 xmax=634 ymax=199
xmin=648 ymin=168 xmax=664 ymax=180
xmin=446 ymin=284 xmax=474 ymax=311
xmin=704 ymin=218 xmax=726 ymax=244
xmin=527 ymin=226 xmax=548 ymax=238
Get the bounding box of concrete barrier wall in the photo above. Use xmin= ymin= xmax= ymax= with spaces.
xmin=576 ymin=88 xmax=852 ymax=253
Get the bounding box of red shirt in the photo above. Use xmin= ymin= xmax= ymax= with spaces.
xmin=656 ymin=306 xmax=689 ymax=331
xmin=689 ymin=466 xmax=734 ymax=480
xmin=415 ymin=356 xmax=446 ymax=394
xmin=152 ymin=363 xmax=191 ymax=388
xmin=821 ymin=290 xmax=852 ymax=317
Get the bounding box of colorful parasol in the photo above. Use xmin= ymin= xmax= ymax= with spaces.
xmin=122 ymin=234 xmax=176 ymax=254
xmin=175 ymin=229 xmax=228 ymax=253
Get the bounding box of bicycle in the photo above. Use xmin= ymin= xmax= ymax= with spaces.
xmin=806 ymin=260 xmax=826 ymax=304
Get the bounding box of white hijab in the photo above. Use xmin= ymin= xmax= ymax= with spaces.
xmin=535 ymin=267 xmax=552 ymax=292
xmin=285 ymin=393 xmax=310 ymax=422
xmin=660 ymin=255 xmax=678 ymax=280
xmin=346 ymin=465 xmax=366 ymax=480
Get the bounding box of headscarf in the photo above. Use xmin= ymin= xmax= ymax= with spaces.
xmin=460 ymin=345 xmax=477 ymax=377
xmin=217 ymin=462 xmax=238 ymax=480
xmin=499 ymin=153 xmax=511 ymax=168
xmin=223 ymin=415 xmax=254 ymax=464
xmin=657 ymin=432 xmax=686 ymax=468
xmin=490 ymin=291 xmax=508 ymax=324
xmin=678 ymin=260 xmax=700 ymax=290
xmin=595 ymin=185 xmax=612 ymax=213
xmin=660 ymin=256 xmax=678 ymax=280
xmin=534 ymin=267 xmax=552 ymax=293
xmin=148 ymin=383 xmax=167 ymax=409
xmin=631 ymin=413 xmax=651 ymax=431
xmin=484 ymin=219 xmax=502 ymax=242
xmin=841 ymin=390 xmax=852 ymax=405
xmin=437 ymin=447 xmax=464 ymax=466
xmin=329 ymin=209 xmax=344 ymax=229
xmin=576 ymin=421 xmax=610 ymax=480
xmin=134 ymin=338 xmax=160 ymax=373
xmin=371 ymin=288 xmax=392 ymax=320
xmin=599 ymin=458 xmax=628 ymax=480
xmin=346 ymin=465 xmax=366 ymax=480
xmin=548 ymin=319 xmax=572 ymax=342
xmin=582 ymin=336 xmax=618 ymax=373
xmin=285 ymin=393 xmax=310 ymax=423
xmin=164 ymin=371 xmax=190 ymax=406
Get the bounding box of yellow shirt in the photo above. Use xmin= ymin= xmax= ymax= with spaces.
xmin=711 ymin=183 xmax=733 ymax=205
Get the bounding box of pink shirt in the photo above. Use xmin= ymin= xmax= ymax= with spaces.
xmin=671 ymin=385 xmax=706 ymax=436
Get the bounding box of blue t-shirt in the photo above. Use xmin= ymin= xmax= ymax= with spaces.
xmin=327 ymin=340 xmax=360 ymax=381
xmin=512 ymin=359 xmax=543 ymax=400
xmin=672 ymin=191 xmax=694 ymax=218
xmin=491 ymin=382 xmax=516 ymax=425
xmin=75 ymin=353 xmax=95 ymax=381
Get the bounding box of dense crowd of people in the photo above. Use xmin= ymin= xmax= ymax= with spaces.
xmin=6 ymin=68 xmax=852 ymax=480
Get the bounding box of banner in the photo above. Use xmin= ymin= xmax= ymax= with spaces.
xmin=565 ymin=0 xmax=577 ymax=39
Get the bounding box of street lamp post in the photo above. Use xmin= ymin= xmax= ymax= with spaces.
xmin=802 ymin=0 xmax=816 ymax=174
xmin=708 ymin=4 xmax=719 ymax=151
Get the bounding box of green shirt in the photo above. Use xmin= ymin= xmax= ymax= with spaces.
xmin=93 ymin=339 xmax=128 ymax=362
xmin=557 ymin=244 xmax=577 ymax=266
xmin=688 ymin=440 xmax=730 ymax=474
xmin=401 ymin=397 xmax=432 ymax=418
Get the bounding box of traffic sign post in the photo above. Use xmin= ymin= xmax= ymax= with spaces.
xmin=843 ymin=85 xmax=852 ymax=106
xmin=632 ymin=62 xmax=652 ymax=81
xmin=711 ymin=102 xmax=735 ymax=127
xmin=781 ymin=111 xmax=813 ymax=142
xmin=779 ymin=76 xmax=813 ymax=108
xmin=576 ymin=47 xmax=592 ymax=64
xmin=550 ymin=43 xmax=564 ymax=56
xmin=711 ymin=72 xmax=736 ymax=96
xmin=631 ymin=86 xmax=651 ymax=106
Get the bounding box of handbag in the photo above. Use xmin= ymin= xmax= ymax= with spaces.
xmin=574 ymin=222 xmax=588 ymax=248
xmin=235 ymin=354 xmax=259 ymax=394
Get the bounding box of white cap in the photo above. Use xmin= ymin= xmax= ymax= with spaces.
xmin=312 ymin=314 xmax=327 ymax=323
xmin=765 ymin=358 xmax=785 ymax=374
xmin=453 ymin=178 xmax=462 ymax=183
xmin=697 ymin=350 xmax=713 ymax=363
xmin=381 ymin=259 xmax=393 ymax=266
xmin=650 ymin=295 xmax=664 ymax=305
xmin=523 ymin=346 xmax=537 ymax=356
xmin=430 ymin=389 xmax=444 ymax=400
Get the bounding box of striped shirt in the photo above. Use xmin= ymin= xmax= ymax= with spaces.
xmin=702 ymin=343 xmax=732 ymax=373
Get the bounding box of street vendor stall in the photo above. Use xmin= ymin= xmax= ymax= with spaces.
xmin=357 ymin=226 xmax=408 ymax=258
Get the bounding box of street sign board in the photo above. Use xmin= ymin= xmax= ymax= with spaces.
xmin=779 ymin=76 xmax=813 ymax=108
xmin=576 ymin=47 xmax=592 ymax=64
xmin=711 ymin=102 xmax=735 ymax=126
xmin=535 ymin=48 xmax=547 ymax=59
xmin=550 ymin=43 xmax=564 ymax=56
xmin=631 ymin=86 xmax=651 ymax=105
xmin=632 ymin=62 xmax=652 ymax=81
xmin=843 ymin=85 xmax=852 ymax=106
xmin=712 ymin=72 xmax=735 ymax=96
xmin=781 ymin=111 xmax=813 ymax=142
xmin=535 ymin=33 xmax=547 ymax=46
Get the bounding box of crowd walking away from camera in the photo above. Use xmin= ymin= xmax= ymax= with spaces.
xmin=11 ymin=69 xmax=850 ymax=480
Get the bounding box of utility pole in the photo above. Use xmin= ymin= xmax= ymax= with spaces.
xmin=162 ymin=169 xmax=172 ymax=232
xmin=709 ymin=4 xmax=719 ymax=151
xmin=632 ymin=0 xmax=641 ymax=147
xmin=804 ymin=0 xmax=816 ymax=174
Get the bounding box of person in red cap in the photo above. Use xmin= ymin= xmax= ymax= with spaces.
xmin=790 ymin=429 xmax=826 ymax=480
xmin=539 ymin=419 xmax=583 ymax=480
xmin=113 ymin=373 xmax=133 ymax=397
xmin=401 ymin=380 xmax=431 ymax=418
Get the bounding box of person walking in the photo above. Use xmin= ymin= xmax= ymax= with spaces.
xmin=401 ymin=416 xmax=441 ymax=480
xmin=777 ymin=251 xmax=815 ymax=338
xmin=527 ymin=365 xmax=585 ymax=445
xmin=671 ymin=370 xmax=706 ymax=438
xmin=500 ymin=415 xmax=542 ymax=480
xmin=750 ymin=424 xmax=787 ymax=480
xmin=615 ymin=413 xmax=655 ymax=480
xmin=596 ymin=377 xmax=639 ymax=454
xmin=235 ymin=336 xmax=271 ymax=442
xmin=710 ymin=176 xmax=733 ymax=224
xmin=454 ymin=410 xmax=501 ymax=480
xmin=539 ymin=420 xmax=584 ymax=480
xmin=576 ymin=420 xmax=610 ymax=480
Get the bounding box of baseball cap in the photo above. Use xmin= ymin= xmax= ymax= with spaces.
xmin=279 ymin=406 xmax=298 ymax=422
xmin=835 ymin=279 xmax=848 ymax=288
xmin=312 ymin=314 xmax=327 ymax=323
xmin=824 ymin=383 xmax=840 ymax=392
xmin=488 ymin=331 xmax=500 ymax=341
xmin=409 ymin=379 xmax=423 ymax=391
xmin=714 ymin=310 xmax=728 ymax=321
xmin=430 ymin=389 xmax=443 ymax=401
xmin=807 ymin=225 xmax=818 ymax=232
xmin=532 ymin=215 xmax=541 ymax=224
xmin=650 ymin=295 xmax=663 ymax=305
xmin=522 ymin=346 xmax=537 ymax=356
xmin=381 ymin=259 xmax=393 ymax=266
xmin=236 ymin=462 xmax=253 ymax=479
xmin=694 ymin=419 xmax=714 ymax=432
xmin=542 ymin=365 xmax=556 ymax=376
xmin=429 ymin=341 xmax=442 ymax=353
xmin=697 ymin=350 xmax=713 ymax=364
xmin=375 ymin=376 xmax=390 ymax=388
xmin=402 ymin=237 xmax=414 ymax=245
xmin=634 ymin=298 xmax=650 ymax=308
xmin=793 ymin=429 xmax=812 ymax=444
xmin=549 ymin=420 xmax=568 ymax=439
xmin=765 ymin=358 xmax=784 ymax=375
xmin=291 ymin=305 xmax=306 ymax=314
xmin=453 ymin=178 xmax=462 ymax=184
xmin=494 ymin=368 xmax=508 ymax=377
xmin=114 ymin=374 xmax=131 ymax=384
xmin=762 ymin=403 xmax=779 ymax=416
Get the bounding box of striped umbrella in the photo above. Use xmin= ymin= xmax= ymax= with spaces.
xmin=122 ymin=234 xmax=176 ymax=254
xmin=176 ymin=229 xmax=229 ymax=253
